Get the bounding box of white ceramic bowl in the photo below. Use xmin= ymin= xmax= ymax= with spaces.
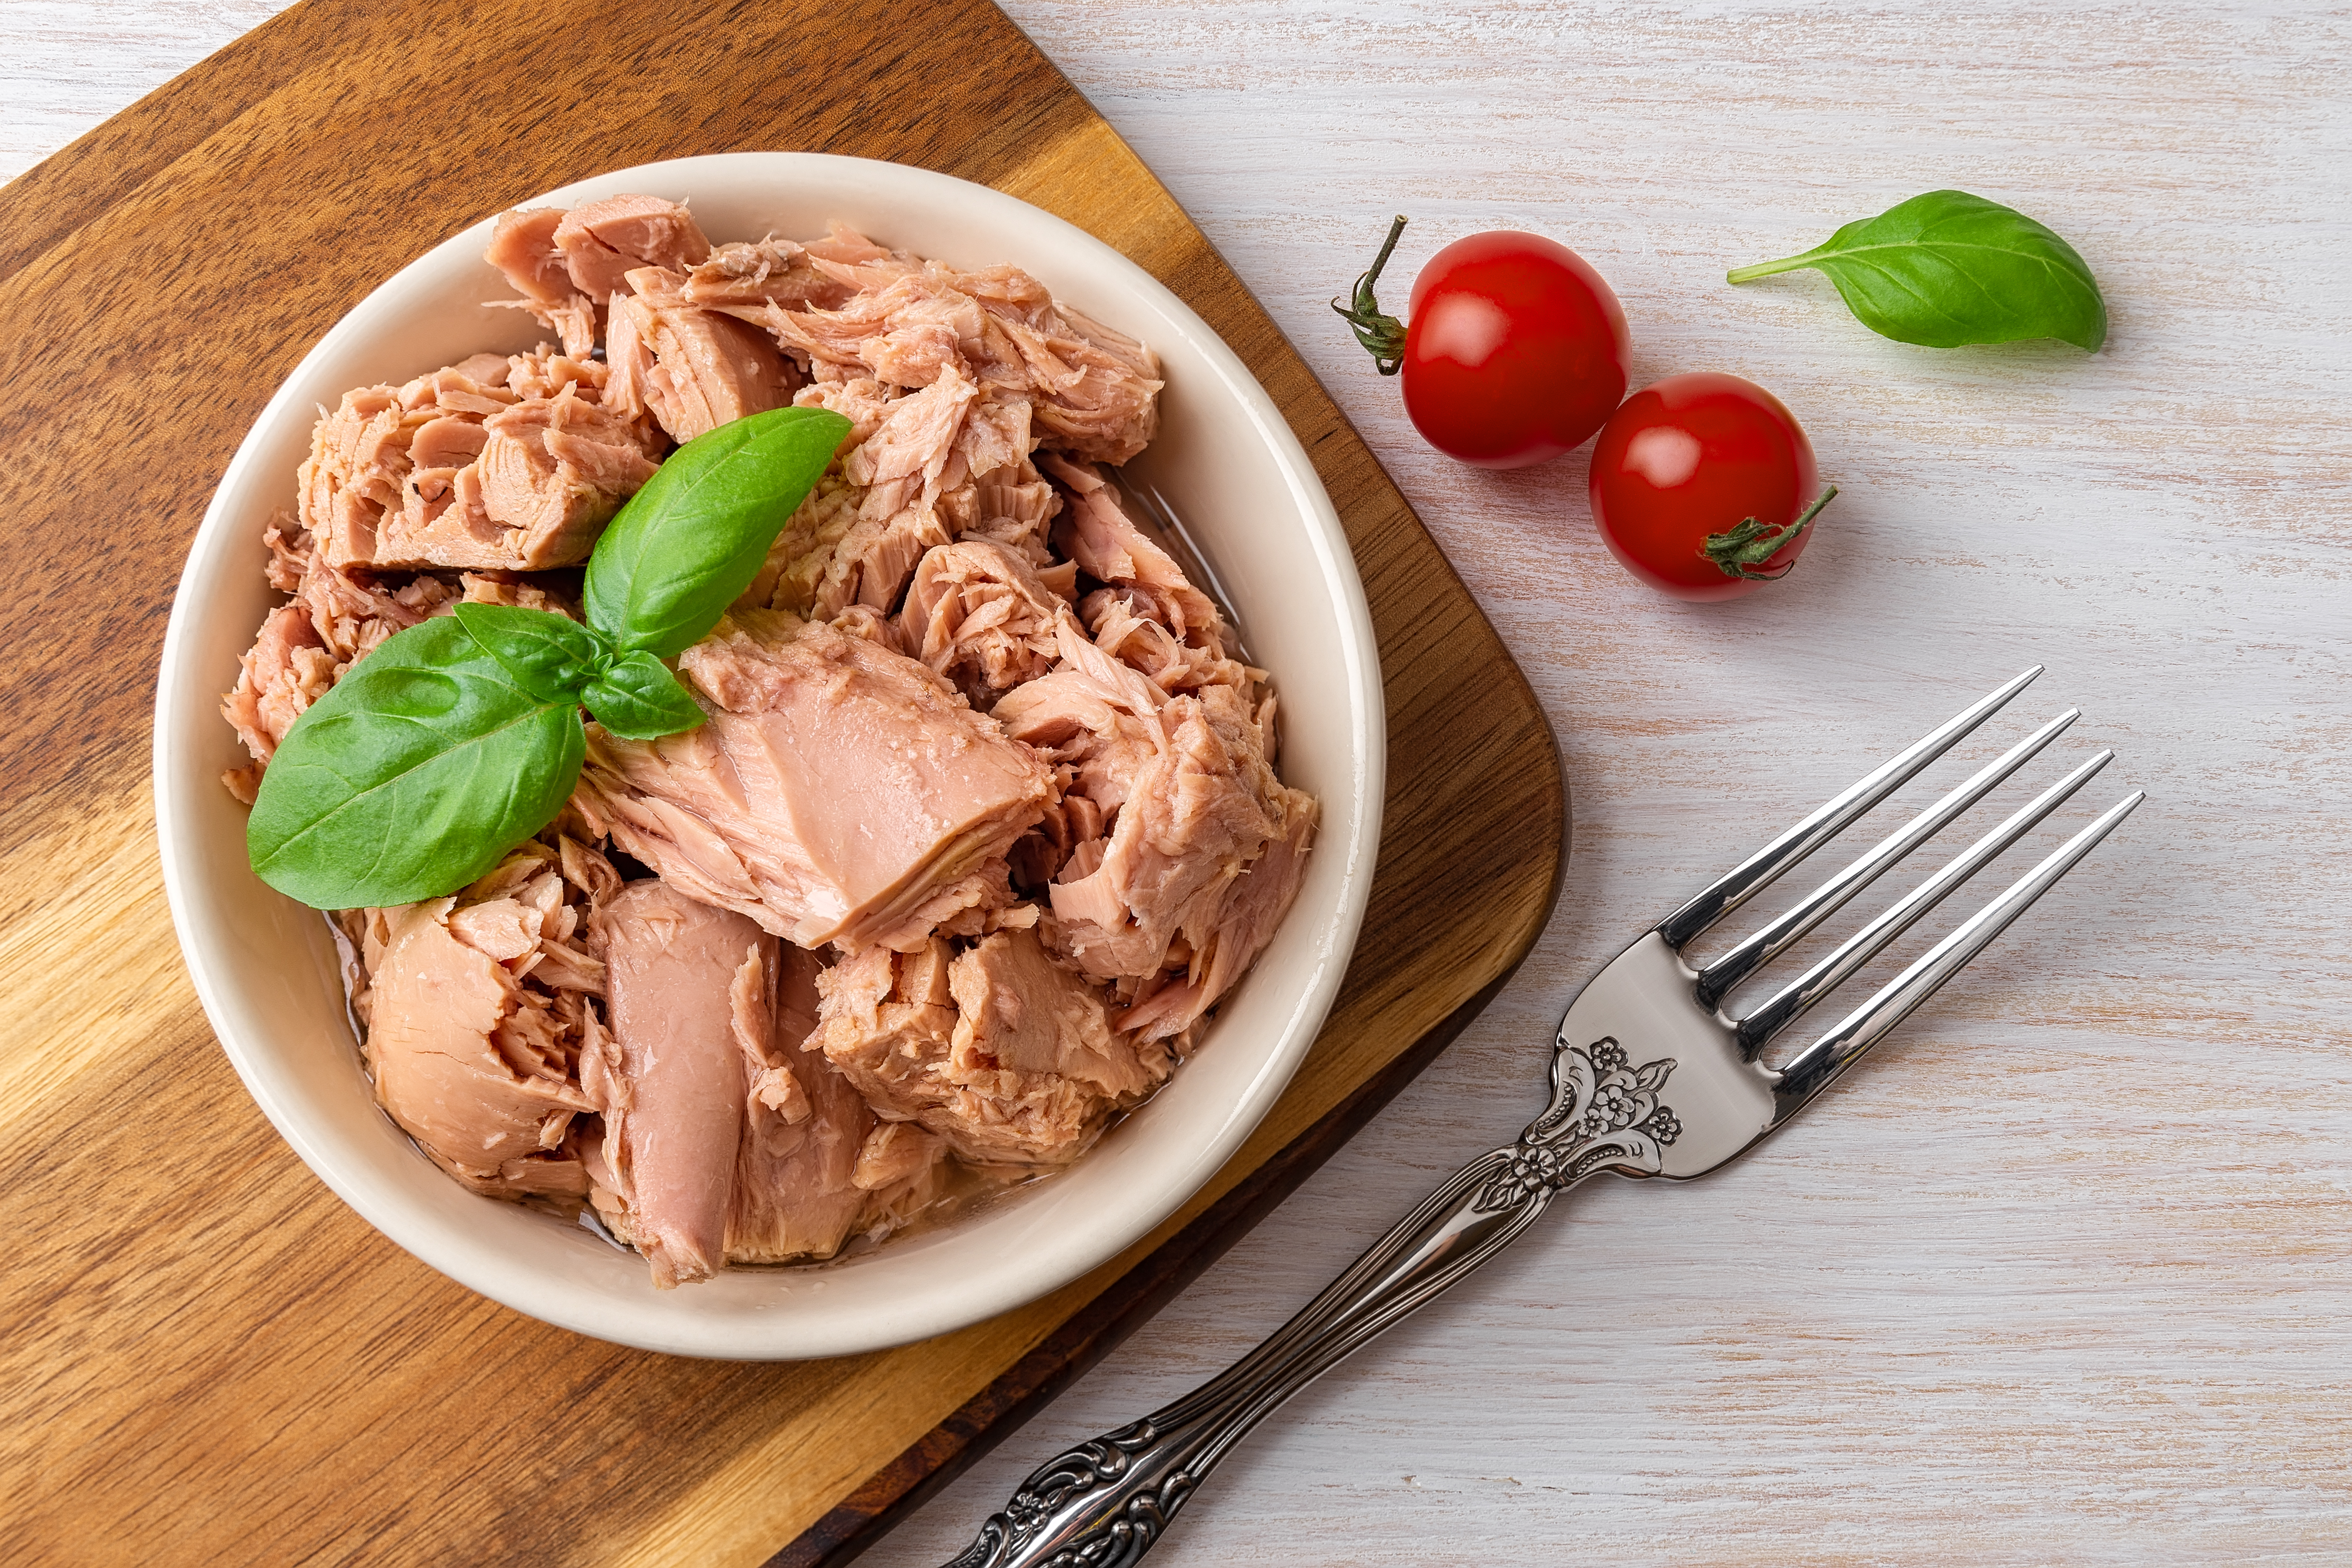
xmin=154 ymin=153 xmax=1384 ymax=1359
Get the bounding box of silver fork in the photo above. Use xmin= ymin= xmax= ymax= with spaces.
xmin=945 ymin=667 xmax=2142 ymax=1568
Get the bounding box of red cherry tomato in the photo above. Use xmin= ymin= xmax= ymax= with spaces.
xmin=1335 ymin=221 xmax=1630 ymax=469
xmin=1587 ymin=372 xmax=1829 ymax=602
xmin=1402 ymin=233 xmax=1630 ymax=467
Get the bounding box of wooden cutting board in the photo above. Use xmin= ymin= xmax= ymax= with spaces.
xmin=0 ymin=1 xmax=1564 ymax=1562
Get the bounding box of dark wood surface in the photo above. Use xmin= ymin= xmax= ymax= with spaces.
xmin=0 ymin=1 xmax=1565 ymax=1562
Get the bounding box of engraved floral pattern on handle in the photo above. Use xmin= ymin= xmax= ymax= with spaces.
xmin=1473 ymin=1036 xmax=1682 ymax=1212
xmin=949 ymin=1418 xmax=1192 ymax=1568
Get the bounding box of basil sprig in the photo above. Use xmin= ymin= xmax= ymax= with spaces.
xmin=246 ymin=618 xmax=589 ymax=909
xmin=247 ymin=404 xmax=850 ymax=910
xmin=586 ymin=409 xmax=848 ymax=657
xmin=1727 ymin=190 xmax=2107 ymax=351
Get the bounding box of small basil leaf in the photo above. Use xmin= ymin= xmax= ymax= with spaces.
xmin=247 ymin=617 xmax=586 ymax=909
xmin=585 ymin=405 xmax=852 ymax=658
xmin=1727 ymin=189 xmax=2107 ymax=351
xmin=582 ymin=650 xmax=706 ymax=740
xmin=453 ymin=602 xmax=609 ymax=704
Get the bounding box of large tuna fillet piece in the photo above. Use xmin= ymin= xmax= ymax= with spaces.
xmin=300 ymin=350 xmax=662 ymax=573
xmin=814 ymin=928 xmax=1171 ymax=1166
xmin=483 ymin=196 xmax=714 ymax=357
xmin=351 ymin=841 xmax=614 ymax=1200
xmin=1114 ymin=776 xmax=1319 ymax=1045
xmin=1042 ymin=455 xmax=1225 ymax=651
xmin=555 ymin=195 xmax=713 ymax=299
xmin=895 ymin=538 xmax=1065 ymax=706
xmin=379 ymin=382 xmax=660 ymax=570
xmin=608 ymin=266 xmax=795 ymax=442
xmin=298 ymin=354 xmax=512 ymax=568
xmin=710 ymin=225 xmax=1163 ymax=463
xmin=483 ymin=208 xmax=597 ymax=356
xmin=724 ymin=944 xmax=875 ymax=1264
xmin=573 ymin=616 xmax=1054 ymax=952
xmin=361 ymin=899 xmax=595 ymax=1197
xmin=682 ymin=237 xmax=849 ymax=314
xmin=1040 ymin=668 xmax=1320 ymax=1043
xmin=805 ymin=362 xmax=977 ymax=617
xmin=588 ymin=880 xmax=775 ymax=1289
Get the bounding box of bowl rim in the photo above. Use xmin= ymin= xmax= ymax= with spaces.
xmin=153 ymin=150 xmax=1384 ymax=1358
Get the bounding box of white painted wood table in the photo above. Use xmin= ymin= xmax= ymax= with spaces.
xmin=9 ymin=2 xmax=2348 ymax=1561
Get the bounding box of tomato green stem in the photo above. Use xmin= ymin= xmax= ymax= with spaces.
xmin=1700 ymin=485 xmax=1837 ymax=581
xmin=1330 ymin=214 xmax=1410 ymax=375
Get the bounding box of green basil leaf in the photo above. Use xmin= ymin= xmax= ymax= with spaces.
xmin=583 ymin=650 xmax=706 ymax=740
xmin=1726 ymin=189 xmax=2107 ymax=351
xmin=247 ymin=617 xmax=586 ymax=909
xmin=453 ymin=602 xmax=608 ymax=704
xmin=585 ymin=405 xmax=851 ymax=658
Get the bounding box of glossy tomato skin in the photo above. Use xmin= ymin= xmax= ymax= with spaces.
xmin=1587 ymin=372 xmax=1821 ymax=601
xmin=1402 ymin=232 xmax=1630 ymax=469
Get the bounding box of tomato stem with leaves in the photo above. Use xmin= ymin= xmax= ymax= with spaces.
xmin=1700 ymin=485 xmax=1838 ymax=582
xmin=1330 ymin=213 xmax=1410 ymax=374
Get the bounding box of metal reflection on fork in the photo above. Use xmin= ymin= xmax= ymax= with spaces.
xmin=947 ymin=667 xmax=2142 ymax=1568
xmin=1107 ymin=467 xmax=1254 ymax=662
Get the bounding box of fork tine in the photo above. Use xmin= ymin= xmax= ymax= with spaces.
xmin=1770 ymin=791 xmax=2145 ymax=1115
xmin=1692 ymin=706 xmax=2083 ymax=1009
xmin=1654 ymin=667 xmax=2043 ymax=949
xmin=1733 ymin=749 xmax=2115 ymax=1053
xmin=1114 ymin=469 xmax=1253 ymax=657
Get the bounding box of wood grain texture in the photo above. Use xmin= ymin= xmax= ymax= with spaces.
xmin=10 ymin=1 xmax=2352 ymax=1565
xmin=0 ymin=3 xmax=1560 ymax=1566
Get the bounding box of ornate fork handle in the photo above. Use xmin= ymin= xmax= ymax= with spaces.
xmin=947 ymin=1036 xmax=1681 ymax=1568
